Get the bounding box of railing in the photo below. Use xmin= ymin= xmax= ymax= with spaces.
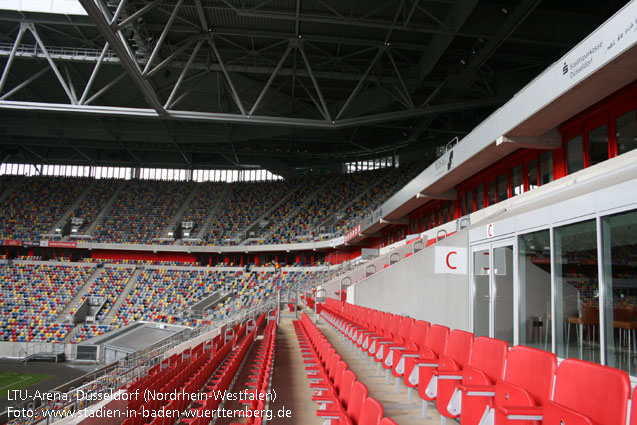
xmin=0 ymin=43 xmax=119 ymax=62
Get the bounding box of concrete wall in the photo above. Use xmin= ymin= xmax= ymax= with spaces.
xmin=349 ymin=229 xmax=471 ymax=332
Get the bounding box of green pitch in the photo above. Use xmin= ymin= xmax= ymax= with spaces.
xmin=0 ymin=372 xmax=50 ymax=398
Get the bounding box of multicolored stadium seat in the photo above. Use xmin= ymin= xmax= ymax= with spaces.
xmin=0 ymin=263 xmax=93 ymax=342
xmin=0 ymin=176 xmax=91 ymax=240
xmin=94 ymin=180 xmax=193 ymax=244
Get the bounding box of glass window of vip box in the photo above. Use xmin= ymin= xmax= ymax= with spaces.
xmin=588 ymin=124 xmax=609 ymax=166
xmin=554 ymin=219 xmax=599 ymax=364
xmin=476 ymin=184 xmax=485 ymax=211
xmin=518 ymin=230 xmax=551 ymax=350
xmin=528 ymin=159 xmax=538 ymax=190
xmin=512 ymin=165 xmax=523 ymax=196
xmin=616 ymin=109 xmax=637 ymax=155
xmin=602 ymin=209 xmax=637 ymax=373
xmin=566 ymin=135 xmax=584 ymax=174
xmin=540 ymin=152 xmax=553 ymax=185
xmin=497 ymin=173 xmax=508 ymax=202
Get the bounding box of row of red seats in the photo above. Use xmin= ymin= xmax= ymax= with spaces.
xmin=294 ymin=312 xmax=397 ymax=425
xmin=182 ymin=313 xmax=265 ymax=425
xmin=230 ymin=318 xmax=277 ymax=425
xmin=121 ymin=318 xmax=254 ymax=425
xmin=320 ymin=300 xmax=633 ymax=425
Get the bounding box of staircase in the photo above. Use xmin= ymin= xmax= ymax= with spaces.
xmin=48 ymin=179 xmax=98 ymax=233
xmin=195 ymin=184 xmax=232 ymax=240
xmin=161 ymin=183 xmax=200 ymax=236
xmin=85 ymin=180 xmax=127 ymax=236
xmin=103 ymin=267 xmax=143 ymax=322
xmin=57 ymin=266 xmax=103 ymax=321
xmin=62 ymin=324 xmax=82 ymax=343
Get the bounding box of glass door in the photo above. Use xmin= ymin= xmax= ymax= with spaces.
xmin=472 ymin=240 xmax=516 ymax=344
xmin=472 ymin=248 xmax=491 ymax=338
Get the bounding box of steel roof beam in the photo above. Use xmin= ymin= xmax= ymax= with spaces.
xmin=417 ymin=0 xmax=478 ymax=81
xmin=0 ymin=44 xmax=424 ymax=85
xmin=113 ymin=0 xmax=164 ymax=31
xmin=0 ymin=97 xmax=502 ymax=129
xmin=78 ymin=0 xmax=166 ymax=115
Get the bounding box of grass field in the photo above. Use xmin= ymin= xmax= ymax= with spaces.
xmin=0 ymin=372 xmax=50 ymax=398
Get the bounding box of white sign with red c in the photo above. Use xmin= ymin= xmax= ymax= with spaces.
xmin=434 ymin=246 xmax=467 ymax=275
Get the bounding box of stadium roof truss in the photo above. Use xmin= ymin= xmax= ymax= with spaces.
xmin=0 ymin=0 xmax=628 ymax=171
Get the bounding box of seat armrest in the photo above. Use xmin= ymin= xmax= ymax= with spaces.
xmin=499 ymin=405 xmax=543 ymax=421
xmin=458 ymin=384 xmax=495 ymax=397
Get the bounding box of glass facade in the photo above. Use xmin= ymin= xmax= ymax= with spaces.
xmin=494 ymin=246 xmax=514 ymax=344
xmin=602 ymin=210 xmax=637 ymax=373
xmin=554 ymin=219 xmax=599 ymax=363
xmin=518 ymin=230 xmax=551 ymax=350
xmin=0 ymin=163 xmax=283 ymax=182
xmin=493 ymin=208 xmax=637 ymax=374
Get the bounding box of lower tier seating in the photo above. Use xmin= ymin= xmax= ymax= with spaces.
xmin=319 ymin=299 xmax=632 ymax=425
xmin=294 ymin=312 xmax=398 ymax=425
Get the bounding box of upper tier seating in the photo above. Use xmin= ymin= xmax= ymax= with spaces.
xmin=179 ymin=182 xmax=226 ymax=237
xmin=0 ymin=263 xmax=92 ymax=342
xmin=0 ymin=164 xmax=424 ymax=246
xmin=267 ymin=170 xmax=387 ymax=243
xmin=0 ymin=176 xmax=91 ymax=240
xmin=339 ymin=161 xmax=425 ymax=233
xmin=70 ymin=178 xmax=121 ymax=233
xmin=206 ymin=180 xmax=292 ymax=246
xmin=247 ymin=176 xmax=329 ymax=245
xmin=94 ymin=180 xmax=193 ymax=244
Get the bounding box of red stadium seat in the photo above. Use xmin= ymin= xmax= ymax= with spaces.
xmin=435 ymin=336 xmax=508 ymax=420
xmin=541 ymin=359 xmax=630 ymax=425
xmin=469 ymin=345 xmax=557 ymax=425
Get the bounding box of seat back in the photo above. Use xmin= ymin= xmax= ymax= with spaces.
xmin=388 ymin=314 xmax=401 ymax=338
xmin=346 ymin=381 xmax=369 ymax=424
xmin=424 ymin=324 xmax=449 ymax=356
xmin=550 ymin=359 xmax=630 ymax=425
xmin=444 ymin=330 xmax=473 ymax=368
xmin=379 ymin=312 xmax=391 ymax=333
xmin=465 ymin=337 xmax=508 ymax=384
xmin=338 ymin=370 xmax=357 ymax=407
xmin=503 ymin=345 xmax=556 ymax=406
xmin=396 ymin=317 xmax=414 ymax=342
xmin=327 ymin=353 xmax=342 ymax=381
xmin=333 ymin=361 xmax=348 ymax=392
xmin=409 ymin=320 xmax=430 ymax=349
xmin=359 ymin=397 xmax=383 ymax=425
xmin=368 ymin=310 xmax=380 ymax=330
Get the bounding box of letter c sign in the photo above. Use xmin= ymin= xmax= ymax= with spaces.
xmin=435 ymin=247 xmax=467 ymax=275
xmin=446 ymin=251 xmax=457 ymax=270
xmin=487 ymin=223 xmax=494 ymax=238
